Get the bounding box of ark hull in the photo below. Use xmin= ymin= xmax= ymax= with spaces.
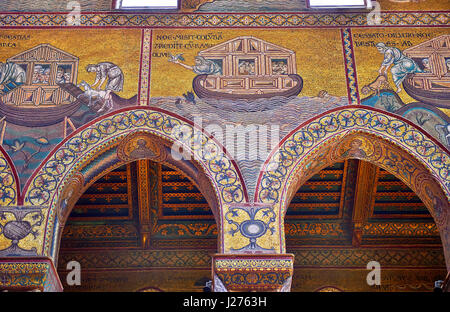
xmin=193 ymin=74 xmax=303 ymax=100
xmin=0 ymin=97 xmax=82 ymax=127
xmin=403 ymin=78 xmax=450 ymax=108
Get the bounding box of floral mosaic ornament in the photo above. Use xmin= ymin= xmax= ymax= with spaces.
xmin=0 ymin=206 xmax=44 ymax=257
xmin=278 ymin=133 xmax=449 ymax=245
xmin=25 ymin=108 xmax=246 ymax=207
xmin=0 ymin=153 xmax=17 ymax=206
xmin=224 ymin=203 xmax=276 ymax=253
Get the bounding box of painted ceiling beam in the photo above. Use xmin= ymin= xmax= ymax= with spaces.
xmin=351 ymin=160 xmax=378 ymax=247
xmin=137 ymin=159 xmax=152 ymax=248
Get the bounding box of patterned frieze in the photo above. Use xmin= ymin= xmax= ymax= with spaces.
xmin=0 ymin=12 xmax=448 ymax=27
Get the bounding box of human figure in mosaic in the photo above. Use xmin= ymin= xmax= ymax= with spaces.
xmin=129 ymin=139 xmax=156 ymax=159
xmin=341 ymin=139 xmax=367 ymax=158
xmin=60 ymin=188 xmax=74 ymax=219
xmin=86 ymin=62 xmax=124 ymax=96
xmin=376 ymin=42 xmax=422 ymax=93
xmin=171 ymin=55 xmax=221 ymax=75
xmin=425 ymin=186 xmax=446 ymax=221
xmin=56 ymin=67 xmax=65 ymax=84
xmin=422 ymin=58 xmax=430 ymax=73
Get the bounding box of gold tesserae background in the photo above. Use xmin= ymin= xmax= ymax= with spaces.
xmin=150 ymin=28 xmax=348 ymax=98
xmin=0 ymin=28 xmax=141 ymax=98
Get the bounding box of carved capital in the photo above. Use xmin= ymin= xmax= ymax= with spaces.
xmin=0 ymin=257 xmax=62 ymax=292
xmin=212 ymin=254 xmax=294 ymax=292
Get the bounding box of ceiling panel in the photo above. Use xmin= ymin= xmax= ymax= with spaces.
xmin=370 ymin=168 xmax=431 ymax=219
xmin=286 ymin=161 xmax=347 ymax=219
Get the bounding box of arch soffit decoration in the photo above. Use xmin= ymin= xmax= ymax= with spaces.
xmin=54 ymin=130 xmax=223 ymax=225
xmin=20 ymin=107 xmax=247 ymax=256
xmin=51 ymin=149 xmax=225 ymax=265
xmin=255 ymin=106 xmax=449 ymax=231
xmin=1 ymin=106 xmax=448 ymax=256
xmin=281 ymin=132 xmax=448 ymax=226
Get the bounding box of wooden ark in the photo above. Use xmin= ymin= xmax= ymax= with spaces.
xmin=0 ymin=44 xmax=83 ymax=127
xmin=403 ymin=35 xmax=450 ymax=107
xmin=1 ymin=43 xmax=78 ymax=107
xmin=194 ymin=36 xmax=303 ymax=99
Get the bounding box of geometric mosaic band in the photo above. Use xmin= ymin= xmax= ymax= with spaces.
xmin=0 ymin=12 xmax=448 ymax=27
xmin=57 ymin=248 xmax=446 ymax=269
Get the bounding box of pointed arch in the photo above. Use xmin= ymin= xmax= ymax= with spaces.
xmin=255 ymin=106 xmax=449 ymax=258
xmin=0 ymin=144 xmax=19 ymax=206
xmin=21 ymin=107 xmax=247 ymax=257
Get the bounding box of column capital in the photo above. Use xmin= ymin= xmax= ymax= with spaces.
xmin=211 ymin=253 xmax=294 ymax=292
xmin=0 ymin=256 xmax=62 ymax=292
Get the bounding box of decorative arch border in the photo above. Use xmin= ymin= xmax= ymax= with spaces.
xmin=50 ymin=131 xmax=226 ymax=231
xmin=255 ymin=106 xmax=449 ymax=253
xmin=0 ymin=145 xmax=19 ymax=206
xmin=21 ymin=107 xmax=247 ymax=256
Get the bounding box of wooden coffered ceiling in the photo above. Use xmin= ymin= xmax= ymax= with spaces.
xmin=60 ymin=159 xmax=441 ymax=250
